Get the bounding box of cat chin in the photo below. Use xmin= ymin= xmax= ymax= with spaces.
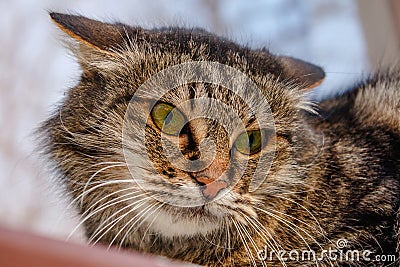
xmin=143 ymin=204 xmax=225 ymax=238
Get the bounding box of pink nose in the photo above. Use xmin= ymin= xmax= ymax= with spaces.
xmin=195 ymin=176 xmax=228 ymax=201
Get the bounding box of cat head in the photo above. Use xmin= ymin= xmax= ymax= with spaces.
xmin=44 ymin=13 xmax=324 ymax=242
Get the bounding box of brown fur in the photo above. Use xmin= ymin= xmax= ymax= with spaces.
xmin=40 ymin=13 xmax=400 ymax=266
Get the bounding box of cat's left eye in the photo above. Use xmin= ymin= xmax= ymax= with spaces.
xmin=151 ymin=102 xmax=186 ymax=135
xmin=234 ymin=129 xmax=268 ymax=155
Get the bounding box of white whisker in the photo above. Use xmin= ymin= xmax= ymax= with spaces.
xmin=89 ymin=195 xmax=151 ymax=245
xmin=239 ymin=211 xmax=287 ymax=267
xmin=118 ymin=200 xmax=164 ymax=250
xmin=80 ymin=164 xmax=127 ymax=207
xmin=231 ymin=218 xmax=257 ymax=267
xmin=255 ymin=206 xmax=324 ymax=266
xmin=67 ymin=189 xmax=142 ymax=240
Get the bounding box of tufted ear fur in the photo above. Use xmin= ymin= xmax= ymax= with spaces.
xmin=50 ymin=12 xmax=129 ymax=53
xmin=278 ymin=56 xmax=325 ymax=90
xmin=49 ymin=12 xmax=143 ymax=79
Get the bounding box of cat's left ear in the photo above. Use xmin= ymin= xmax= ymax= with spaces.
xmin=278 ymin=56 xmax=325 ymax=90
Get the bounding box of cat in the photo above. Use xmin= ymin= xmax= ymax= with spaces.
xmin=40 ymin=12 xmax=400 ymax=266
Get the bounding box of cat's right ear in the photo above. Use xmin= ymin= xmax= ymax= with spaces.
xmin=50 ymin=12 xmax=126 ymax=53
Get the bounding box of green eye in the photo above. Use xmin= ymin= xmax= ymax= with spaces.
xmin=151 ymin=103 xmax=186 ymax=135
xmin=234 ymin=130 xmax=266 ymax=155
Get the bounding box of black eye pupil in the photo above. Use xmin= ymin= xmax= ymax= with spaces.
xmin=164 ymin=112 xmax=172 ymax=125
xmin=248 ymin=133 xmax=254 ymax=145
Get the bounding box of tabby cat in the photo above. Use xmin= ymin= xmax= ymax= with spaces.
xmin=41 ymin=13 xmax=400 ymax=266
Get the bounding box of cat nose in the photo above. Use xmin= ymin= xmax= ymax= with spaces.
xmin=194 ymin=176 xmax=228 ymax=201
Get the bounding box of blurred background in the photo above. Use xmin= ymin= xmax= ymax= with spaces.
xmin=0 ymin=0 xmax=399 ymax=242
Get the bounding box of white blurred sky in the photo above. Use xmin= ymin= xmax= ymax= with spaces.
xmin=0 ymin=0 xmax=368 ymax=240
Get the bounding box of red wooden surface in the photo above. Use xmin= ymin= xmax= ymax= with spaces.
xmin=0 ymin=226 xmax=190 ymax=267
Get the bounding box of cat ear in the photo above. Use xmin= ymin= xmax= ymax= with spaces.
xmin=278 ymin=56 xmax=325 ymax=90
xmin=50 ymin=12 xmax=126 ymax=53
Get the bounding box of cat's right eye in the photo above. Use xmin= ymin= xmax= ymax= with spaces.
xmin=151 ymin=103 xmax=187 ymax=135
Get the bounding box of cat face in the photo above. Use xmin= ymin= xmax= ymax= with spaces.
xmin=122 ymin=79 xmax=277 ymax=236
xmin=44 ymin=13 xmax=324 ymax=243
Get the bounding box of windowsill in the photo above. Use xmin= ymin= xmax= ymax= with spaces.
xmin=0 ymin=226 xmax=193 ymax=267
